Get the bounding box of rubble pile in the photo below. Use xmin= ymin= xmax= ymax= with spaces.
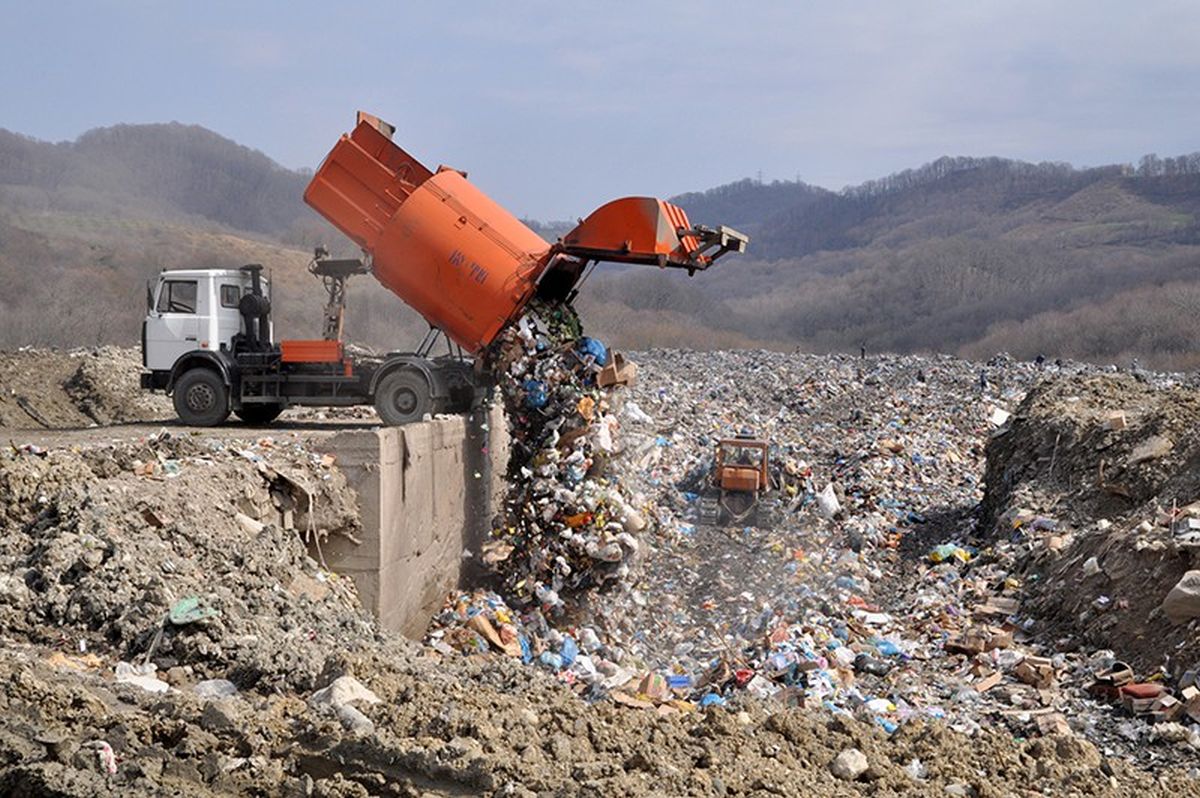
xmin=4 ymin=638 xmax=1187 ymax=797
xmin=0 ymin=346 xmax=171 ymax=429
xmin=980 ymin=372 xmax=1200 ymax=737
xmin=0 ymin=431 xmax=369 ymax=691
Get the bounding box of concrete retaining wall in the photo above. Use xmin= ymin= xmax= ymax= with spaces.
xmin=317 ymin=403 xmax=508 ymax=638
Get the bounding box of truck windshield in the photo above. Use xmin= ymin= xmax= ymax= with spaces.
xmin=721 ymin=445 xmax=761 ymax=467
xmin=157 ymin=280 xmax=198 ymax=314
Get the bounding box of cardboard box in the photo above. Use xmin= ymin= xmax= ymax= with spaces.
xmin=597 ymin=352 xmax=638 ymax=388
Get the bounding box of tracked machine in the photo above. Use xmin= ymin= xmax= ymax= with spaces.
xmin=698 ymin=433 xmax=776 ymax=527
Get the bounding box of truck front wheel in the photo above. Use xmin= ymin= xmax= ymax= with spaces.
xmin=173 ymin=369 xmax=230 ymax=427
xmin=375 ymin=370 xmax=432 ymax=425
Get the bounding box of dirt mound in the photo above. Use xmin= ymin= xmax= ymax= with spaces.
xmin=984 ymin=373 xmax=1200 ymax=522
xmin=983 ymin=373 xmax=1200 ymax=672
xmin=0 ymin=432 xmax=366 ymax=691
xmin=0 ymin=640 xmax=1184 ymax=797
xmin=0 ymin=346 xmax=171 ymax=429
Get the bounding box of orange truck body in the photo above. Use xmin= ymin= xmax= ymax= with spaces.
xmin=720 ymin=466 xmax=763 ymax=493
xmin=304 ymin=113 xmax=748 ymax=354
xmin=304 ymin=117 xmax=550 ymax=353
xmin=280 ymin=339 xmax=344 ymax=364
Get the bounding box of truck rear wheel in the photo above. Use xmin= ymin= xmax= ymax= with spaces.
xmin=375 ymin=370 xmax=432 ymax=426
xmin=173 ymin=369 xmax=230 ymax=427
xmin=235 ymin=403 xmax=284 ymax=425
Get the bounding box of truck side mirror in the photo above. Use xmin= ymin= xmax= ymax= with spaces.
xmin=146 ymin=280 xmax=154 ymax=311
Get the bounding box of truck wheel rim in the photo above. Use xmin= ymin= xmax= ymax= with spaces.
xmin=392 ymin=387 xmax=418 ymax=414
xmin=187 ymin=384 xmax=215 ymax=413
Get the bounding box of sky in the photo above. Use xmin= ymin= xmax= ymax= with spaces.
xmin=2 ymin=1 xmax=1199 ymax=219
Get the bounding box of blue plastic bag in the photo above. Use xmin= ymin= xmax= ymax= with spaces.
xmin=576 ymin=337 xmax=608 ymax=366
xmin=523 ymin=380 xmax=548 ymax=409
xmin=873 ymin=639 xmax=903 ymax=657
xmin=560 ymin=635 xmax=578 ymax=666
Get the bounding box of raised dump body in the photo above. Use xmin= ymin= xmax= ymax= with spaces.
xmin=304 ymin=115 xmax=552 ymax=353
xmin=304 ymin=112 xmax=748 ymax=353
xmin=142 ymin=113 xmax=748 ymax=428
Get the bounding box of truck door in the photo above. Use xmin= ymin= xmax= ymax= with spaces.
xmin=145 ymin=278 xmax=201 ymax=370
xmin=216 ymin=282 xmax=244 ymax=346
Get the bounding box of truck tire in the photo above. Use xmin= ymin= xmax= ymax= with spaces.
xmin=173 ymin=368 xmax=230 ymax=427
xmin=375 ymin=370 xmax=432 ymax=426
xmin=235 ymin=403 xmax=284 ymax=425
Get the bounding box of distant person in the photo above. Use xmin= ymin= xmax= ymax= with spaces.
xmin=1035 ymin=354 xmax=1045 ymax=369
xmin=916 ymin=369 xmax=926 ymax=383
xmin=860 ymin=343 xmax=866 ymax=360
xmin=978 ymin=369 xmax=988 ymax=391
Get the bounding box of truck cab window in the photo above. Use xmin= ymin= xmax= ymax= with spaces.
xmin=220 ymin=284 xmax=241 ymax=308
xmin=156 ymin=280 xmax=198 ymax=314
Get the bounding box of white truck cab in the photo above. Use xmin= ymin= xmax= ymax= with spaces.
xmin=141 ymin=258 xmax=478 ymax=428
xmin=143 ymin=268 xmax=271 ymax=370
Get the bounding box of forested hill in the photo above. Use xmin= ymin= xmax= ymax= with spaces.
xmin=2 ymin=120 xmax=1200 ymax=369
xmin=589 ymin=151 xmax=1200 ymax=368
xmin=673 ymin=155 xmax=1200 ymax=259
xmin=0 ymin=123 xmax=314 ymax=237
xmin=669 ymin=178 xmax=830 ymax=236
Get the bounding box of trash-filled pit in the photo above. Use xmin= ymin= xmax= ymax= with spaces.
xmin=1 ymin=342 xmax=1200 ymax=794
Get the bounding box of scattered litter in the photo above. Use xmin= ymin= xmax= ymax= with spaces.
xmin=115 ymin=661 xmax=170 ymax=693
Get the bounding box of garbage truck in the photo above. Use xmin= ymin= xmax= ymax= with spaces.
xmin=142 ymin=111 xmax=748 ymax=426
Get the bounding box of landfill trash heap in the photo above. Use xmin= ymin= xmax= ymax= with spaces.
xmin=3 ymin=350 xmax=1200 ymax=794
xmin=428 ymin=348 xmax=1200 ymax=775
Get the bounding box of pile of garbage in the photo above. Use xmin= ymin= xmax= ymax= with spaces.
xmin=416 ymin=342 xmax=1200 ymax=768
xmin=424 ymin=306 xmax=658 ymax=689
xmin=508 ymin=349 xmax=1200 ymax=766
xmin=583 ymin=352 xmax=1024 ymax=712
xmin=476 ymin=308 xmax=646 ymax=612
